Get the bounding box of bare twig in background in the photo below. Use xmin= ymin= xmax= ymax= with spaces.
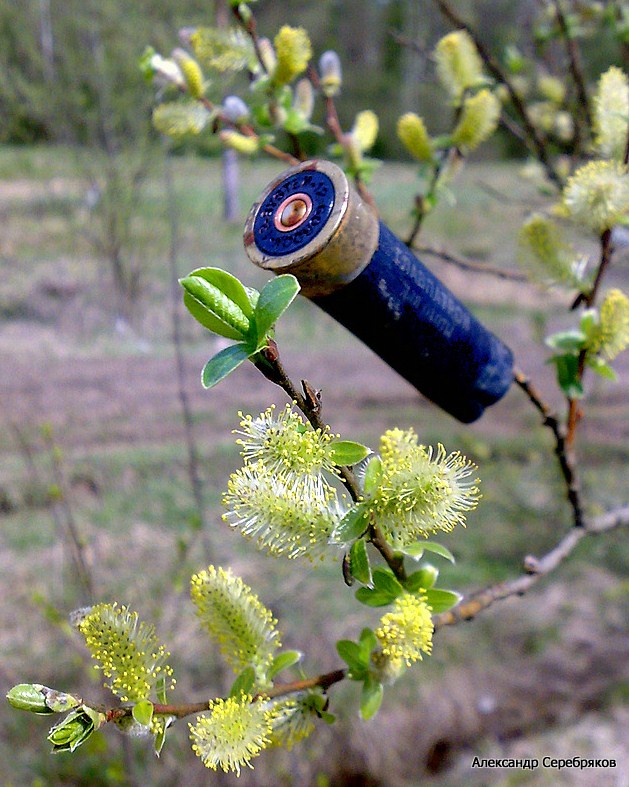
xmin=416 ymin=244 xmax=528 ymax=282
xmin=514 ymin=368 xmax=584 ymax=528
xmin=432 ymin=0 xmax=563 ymax=189
xmin=552 ymin=0 xmax=593 ymax=149
xmin=434 ymin=504 xmax=629 ymax=628
xmin=163 ymin=148 xmax=211 ymax=562
xmin=12 ymin=425 xmax=95 ymax=601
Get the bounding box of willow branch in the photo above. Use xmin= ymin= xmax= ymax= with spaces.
xmin=254 ymin=341 xmax=406 ymax=580
xmin=514 ymin=368 xmax=584 ymax=527
xmin=104 ymin=669 xmax=348 ymax=724
xmin=432 ymin=0 xmax=563 ymax=189
xmin=416 ymin=244 xmax=528 ymax=282
xmin=434 ymin=504 xmax=629 ymax=629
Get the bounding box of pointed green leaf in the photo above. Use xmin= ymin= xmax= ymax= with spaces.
xmin=363 ymin=456 xmax=383 ymax=495
xmin=349 ymin=539 xmax=373 ymax=586
xmin=549 ymin=353 xmax=584 ymax=398
xmin=405 ymin=565 xmax=439 ymax=592
xmin=268 ymin=650 xmax=302 ymax=680
xmin=328 ymin=441 xmax=370 ymax=467
xmin=201 ymin=342 xmax=252 ymax=388
xmin=372 ymin=568 xmax=404 ymax=598
xmin=132 ymin=699 xmax=154 ymax=727
xmin=153 ymin=715 xmax=175 ymax=757
xmin=253 ymin=274 xmax=300 ymax=343
xmin=155 ymin=676 xmax=168 ymax=706
xmin=587 ymin=355 xmax=617 ymax=381
xmin=229 ymin=667 xmax=256 ymax=698
xmin=355 ymin=587 xmax=395 ymax=607
xmin=360 ymin=675 xmax=383 ymax=720
xmin=181 ymin=276 xmax=250 ymax=340
xmin=188 ymin=267 xmax=255 ymax=318
xmin=425 ymin=588 xmax=462 ymax=613
xmin=403 ymin=541 xmax=455 ymax=564
xmin=545 ymin=330 xmax=586 ymax=353
xmin=358 ymin=628 xmax=377 ymax=662
xmin=336 ymin=640 xmax=368 ymax=676
xmin=330 ymin=505 xmax=370 ymax=544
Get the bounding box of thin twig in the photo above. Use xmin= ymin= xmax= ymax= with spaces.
xmin=566 ymin=228 xmax=614 ymax=447
xmin=416 ymin=244 xmax=528 ymax=282
xmin=552 ymin=0 xmax=593 ymax=137
xmin=434 ymin=504 xmax=629 ymax=628
xmin=253 ymin=341 xmax=405 ymax=579
xmin=163 ymin=147 xmax=211 ymax=561
xmin=432 ymin=0 xmax=563 ymax=189
xmin=513 ymin=368 xmax=584 ymax=527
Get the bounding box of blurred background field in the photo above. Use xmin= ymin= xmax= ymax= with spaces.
xmin=1 ymin=0 xmax=629 ymax=784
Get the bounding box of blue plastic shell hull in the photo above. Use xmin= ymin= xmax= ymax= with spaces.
xmin=312 ymin=222 xmax=514 ymax=423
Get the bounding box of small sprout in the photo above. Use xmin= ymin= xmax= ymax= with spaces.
xmin=561 ymin=160 xmax=629 ymax=233
xmin=152 ymin=100 xmax=212 ymax=138
xmin=434 ymin=30 xmax=486 ymax=104
xmin=591 ymin=289 xmax=629 ymax=360
xmin=452 ymin=89 xmax=501 ymax=152
xmin=6 ymin=684 xmax=80 ymax=715
xmin=594 ymin=66 xmax=629 ymax=161
xmin=518 ymin=213 xmax=585 ymax=288
xmin=48 ymin=706 xmax=103 ymax=754
xmin=397 ymin=112 xmax=433 ymax=162
xmin=272 ymin=26 xmax=312 ymax=86
xmin=189 ymin=695 xmax=275 ymax=775
xmin=172 ymin=48 xmax=205 ymax=98
xmin=319 ymin=50 xmax=342 ymax=97
xmin=220 ymin=130 xmax=260 ymax=155
xmin=190 ymin=566 xmax=281 ymax=681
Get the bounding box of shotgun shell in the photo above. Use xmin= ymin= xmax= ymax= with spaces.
xmin=244 ymin=159 xmax=513 ymax=423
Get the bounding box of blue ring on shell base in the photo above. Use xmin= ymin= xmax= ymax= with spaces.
xmin=253 ymin=170 xmax=335 ymax=256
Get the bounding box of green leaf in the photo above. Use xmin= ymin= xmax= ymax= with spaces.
xmin=155 ymin=676 xmax=168 ymax=706
xmin=404 ymin=565 xmax=439 ymax=592
xmin=268 ymin=650 xmax=302 ymax=680
xmin=330 ymin=505 xmax=370 ymax=544
xmin=579 ymin=309 xmax=599 ymax=342
xmin=403 ymin=541 xmax=455 ymax=563
xmin=327 ymin=441 xmax=370 ymax=466
xmin=425 ymin=588 xmax=462 ymax=613
xmin=545 ymin=329 xmax=586 ymax=353
xmin=349 ymin=539 xmax=373 ymax=586
xmin=372 ymin=568 xmax=404 ymax=598
xmin=355 ymin=588 xmax=395 ymax=607
xmin=189 ymin=267 xmax=255 ymax=318
xmin=360 ymin=675 xmax=383 ymax=720
xmin=358 ymin=628 xmax=377 ymax=662
xmin=253 ymin=275 xmax=300 ymax=344
xmin=152 ymin=100 xmax=213 ymax=138
xmin=363 ymin=456 xmax=383 ymax=495
xmin=229 ymin=667 xmax=256 ymax=698
xmin=548 ymin=353 xmax=584 ymax=398
xmin=132 ymin=699 xmax=154 ymax=727
xmin=7 ymin=684 xmax=54 ymax=715
xmin=587 ymin=355 xmax=617 ymax=381
xmin=201 ymin=343 xmax=252 ymax=389
xmin=336 ymin=640 xmax=368 ymax=676
xmin=181 ymin=270 xmax=252 ymax=340
xmin=153 ymin=715 xmax=175 ymax=757
xmin=355 ymin=569 xmax=404 ymax=607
